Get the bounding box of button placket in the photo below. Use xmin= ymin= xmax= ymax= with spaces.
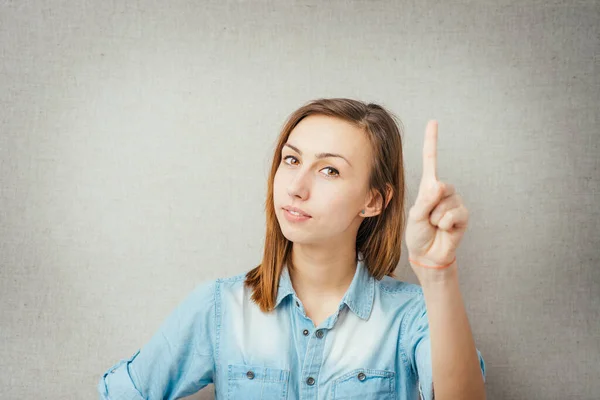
xmin=300 ymin=326 xmax=327 ymax=398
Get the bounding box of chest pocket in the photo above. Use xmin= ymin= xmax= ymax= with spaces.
xmin=227 ymin=364 xmax=290 ymax=400
xmin=332 ymin=369 xmax=395 ymax=400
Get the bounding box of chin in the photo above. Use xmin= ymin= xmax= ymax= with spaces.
xmin=278 ymin=222 xmax=313 ymax=244
xmin=279 ymin=224 xmax=301 ymax=242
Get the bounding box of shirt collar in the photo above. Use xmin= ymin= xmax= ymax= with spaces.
xmin=341 ymin=255 xmax=375 ymax=320
xmin=274 ymin=252 xmax=375 ymax=320
xmin=274 ymin=265 xmax=295 ymax=308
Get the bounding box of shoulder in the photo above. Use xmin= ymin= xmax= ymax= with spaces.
xmin=214 ymin=270 xmax=249 ymax=296
xmin=182 ymin=270 xmax=248 ymax=307
xmin=377 ymin=275 xmax=423 ymax=294
xmin=375 ymin=276 xmax=428 ymax=320
xmin=374 ymin=277 xmax=430 ymax=349
xmin=216 ymin=270 xmax=248 ymax=285
xmin=376 ymin=275 xmax=424 ymax=302
xmin=189 ymin=269 xmax=253 ymax=305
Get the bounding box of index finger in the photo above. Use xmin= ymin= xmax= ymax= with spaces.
xmin=422 ymin=120 xmax=438 ymax=182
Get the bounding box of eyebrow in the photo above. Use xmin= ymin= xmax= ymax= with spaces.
xmin=283 ymin=143 xmax=352 ymax=167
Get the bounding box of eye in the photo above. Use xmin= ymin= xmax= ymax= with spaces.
xmin=283 ymin=155 xmax=299 ymax=165
xmin=282 ymin=156 xmax=339 ymax=178
xmin=321 ymin=167 xmax=340 ymax=177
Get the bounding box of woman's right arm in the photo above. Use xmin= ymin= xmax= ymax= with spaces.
xmin=97 ymin=280 xmax=217 ymax=400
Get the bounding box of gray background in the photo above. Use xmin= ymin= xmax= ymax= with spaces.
xmin=1 ymin=1 xmax=598 ymax=399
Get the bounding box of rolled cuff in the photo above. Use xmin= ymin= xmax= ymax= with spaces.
xmin=98 ymin=349 xmax=144 ymax=400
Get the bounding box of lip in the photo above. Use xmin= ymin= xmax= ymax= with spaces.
xmin=282 ymin=206 xmax=312 ymax=222
xmin=283 ymin=206 xmax=311 ymax=217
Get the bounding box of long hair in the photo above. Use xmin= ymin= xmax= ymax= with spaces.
xmin=244 ymin=98 xmax=406 ymax=313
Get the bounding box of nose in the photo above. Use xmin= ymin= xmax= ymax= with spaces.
xmin=286 ymin=170 xmax=310 ymax=200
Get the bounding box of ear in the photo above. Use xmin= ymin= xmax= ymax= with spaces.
xmin=361 ymin=184 xmax=394 ymax=217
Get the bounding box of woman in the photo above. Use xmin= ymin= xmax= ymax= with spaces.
xmin=98 ymin=98 xmax=486 ymax=399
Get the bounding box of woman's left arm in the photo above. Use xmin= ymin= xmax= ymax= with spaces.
xmin=415 ymin=262 xmax=486 ymax=400
xmin=405 ymin=120 xmax=486 ymax=400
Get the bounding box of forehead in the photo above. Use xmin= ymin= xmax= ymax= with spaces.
xmin=287 ymin=115 xmax=370 ymax=161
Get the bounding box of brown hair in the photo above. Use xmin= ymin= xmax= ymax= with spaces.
xmin=244 ymin=98 xmax=406 ymax=313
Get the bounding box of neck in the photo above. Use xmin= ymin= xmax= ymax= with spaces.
xmin=288 ymin=242 xmax=358 ymax=302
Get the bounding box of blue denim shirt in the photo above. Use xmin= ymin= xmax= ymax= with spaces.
xmin=98 ymin=257 xmax=486 ymax=399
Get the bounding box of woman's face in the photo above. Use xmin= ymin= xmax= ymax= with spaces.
xmin=273 ymin=114 xmax=374 ymax=246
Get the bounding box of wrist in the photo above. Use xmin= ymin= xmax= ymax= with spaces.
xmin=419 ymin=269 xmax=462 ymax=305
xmin=408 ymin=254 xmax=456 ymax=269
xmin=410 ymin=257 xmax=459 ymax=286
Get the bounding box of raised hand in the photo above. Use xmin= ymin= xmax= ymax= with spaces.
xmin=405 ymin=121 xmax=469 ymax=277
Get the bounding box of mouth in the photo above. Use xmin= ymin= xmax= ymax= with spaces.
xmin=282 ymin=206 xmax=312 ymax=219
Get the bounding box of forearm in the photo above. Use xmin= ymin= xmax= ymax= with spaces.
xmin=418 ymin=262 xmax=485 ymax=400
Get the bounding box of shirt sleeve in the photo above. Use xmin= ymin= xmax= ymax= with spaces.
xmin=404 ymin=294 xmax=486 ymax=400
xmin=97 ymin=280 xmax=217 ymax=400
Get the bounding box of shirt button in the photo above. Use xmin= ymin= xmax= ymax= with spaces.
xmin=306 ymin=377 xmax=315 ymax=386
xmin=246 ymin=370 xmax=255 ymax=380
xmin=358 ymin=372 xmax=366 ymax=381
xmin=302 ymin=329 xmax=309 ymax=336
xmin=296 ymin=300 xmax=300 ymax=307
xmin=315 ymin=329 xmax=324 ymax=339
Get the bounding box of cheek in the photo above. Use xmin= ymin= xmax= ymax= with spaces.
xmin=316 ymin=184 xmax=360 ymax=220
xmin=272 ymin=168 xmax=286 ymax=201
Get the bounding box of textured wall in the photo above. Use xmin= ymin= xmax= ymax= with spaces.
xmin=1 ymin=1 xmax=598 ymax=399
